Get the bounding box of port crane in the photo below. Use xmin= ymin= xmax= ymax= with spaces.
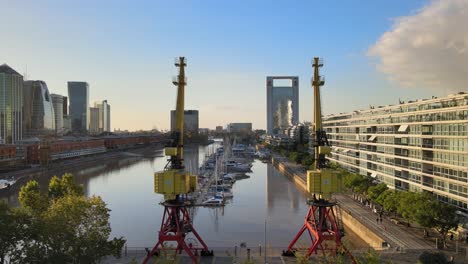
xmin=282 ymin=58 xmax=356 ymax=263
xmin=143 ymin=57 xmax=213 ymax=264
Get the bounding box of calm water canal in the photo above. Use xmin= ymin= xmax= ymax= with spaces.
xmin=6 ymin=143 xmax=366 ymax=250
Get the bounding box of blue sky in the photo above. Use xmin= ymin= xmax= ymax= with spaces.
xmin=3 ymin=0 xmax=452 ymax=131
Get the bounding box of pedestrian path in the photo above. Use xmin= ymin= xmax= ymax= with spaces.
xmin=334 ymin=194 xmax=433 ymax=250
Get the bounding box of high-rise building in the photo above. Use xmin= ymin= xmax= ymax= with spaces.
xmin=94 ymin=100 xmax=111 ymax=133
xmin=68 ymin=81 xmax=89 ymax=133
xmin=0 ymin=64 xmax=23 ymax=144
xmin=51 ymin=94 xmax=64 ymax=135
xmin=227 ymin=123 xmax=252 ymax=134
xmin=266 ymin=76 xmax=299 ymax=135
xmin=62 ymin=96 xmax=71 ymax=134
xmin=89 ymin=107 xmax=100 ymax=135
xmin=170 ymin=110 xmax=199 ymax=134
xmin=23 ymin=80 xmax=55 ymax=137
xmin=62 ymin=96 xmax=68 ymax=115
xmin=323 ymin=93 xmax=468 ymax=214
xmin=63 ymin=116 xmax=71 ymax=134
xmin=106 ymin=103 xmax=111 ymax=132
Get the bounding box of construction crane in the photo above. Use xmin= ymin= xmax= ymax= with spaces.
xmin=282 ymin=58 xmax=356 ymax=263
xmin=143 ymin=57 xmax=213 ymax=264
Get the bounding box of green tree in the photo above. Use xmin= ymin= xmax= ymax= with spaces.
xmin=411 ymin=192 xmax=438 ymax=231
xmin=48 ymin=173 xmax=84 ymax=199
xmin=43 ymin=195 xmax=125 ymax=263
xmin=343 ymin=173 xmax=363 ymax=192
xmin=379 ymin=190 xmax=400 ymax=216
xmin=301 ymin=155 xmax=314 ymax=167
xmin=289 ymin=152 xmax=300 ymax=163
xmin=418 ymin=251 xmax=448 ymax=264
xmin=397 ymin=191 xmax=420 ymax=224
xmin=12 ymin=174 xmax=125 ymax=263
xmin=18 ymin=180 xmax=48 ymax=214
xmin=367 ymin=183 xmax=388 ymax=203
xmin=432 ymin=202 xmax=459 ymax=248
xmin=354 ymin=176 xmax=373 ymax=195
xmin=0 ymin=201 xmax=24 ymax=263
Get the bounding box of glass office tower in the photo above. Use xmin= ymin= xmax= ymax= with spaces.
xmin=68 ymin=81 xmax=89 ymax=133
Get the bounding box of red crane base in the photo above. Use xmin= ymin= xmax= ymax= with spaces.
xmin=282 ymin=200 xmax=356 ymax=263
xmin=143 ymin=203 xmax=213 ymax=264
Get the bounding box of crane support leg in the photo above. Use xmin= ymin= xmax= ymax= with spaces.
xmin=282 ymin=203 xmax=357 ymax=264
xmin=142 ymin=204 xmax=213 ymax=264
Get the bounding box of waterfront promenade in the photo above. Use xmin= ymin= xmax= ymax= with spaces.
xmin=271 ymin=153 xmax=434 ymax=250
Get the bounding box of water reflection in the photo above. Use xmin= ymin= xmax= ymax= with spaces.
xmin=3 ymin=143 xmax=366 ymax=249
xmin=267 ymin=164 xmax=301 ymax=212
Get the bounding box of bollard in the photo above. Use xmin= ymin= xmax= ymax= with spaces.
xmin=259 ymin=244 xmax=262 ymax=256
xmin=247 ymin=248 xmax=251 ymax=260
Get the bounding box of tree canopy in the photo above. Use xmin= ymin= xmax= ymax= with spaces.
xmin=1 ymin=173 xmax=125 ymax=263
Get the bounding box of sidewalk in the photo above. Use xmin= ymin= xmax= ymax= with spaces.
xmin=334 ymin=193 xmax=433 ymax=250
xmin=271 ymin=154 xmax=433 ymax=250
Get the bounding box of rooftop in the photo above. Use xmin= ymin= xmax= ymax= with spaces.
xmin=0 ymin=64 xmax=22 ymax=76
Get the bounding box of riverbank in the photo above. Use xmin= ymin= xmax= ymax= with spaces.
xmin=0 ymin=143 xmax=165 ymax=197
xmin=270 ymin=154 xmax=433 ymax=251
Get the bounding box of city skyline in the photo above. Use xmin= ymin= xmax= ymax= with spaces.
xmin=1 ymin=0 xmax=467 ymax=131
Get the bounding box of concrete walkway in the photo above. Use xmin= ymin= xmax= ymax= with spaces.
xmin=271 ymin=154 xmax=434 ymax=250
xmin=333 ymin=194 xmax=433 ymax=250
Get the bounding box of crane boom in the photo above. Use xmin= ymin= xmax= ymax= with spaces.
xmin=170 ymin=57 xmax=187 ymax=170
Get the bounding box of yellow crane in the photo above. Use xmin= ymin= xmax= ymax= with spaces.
xmin=283 ymin=58 xmax=356 ymax=263
xmin=143 ymin=57 xmax=213 ymax=264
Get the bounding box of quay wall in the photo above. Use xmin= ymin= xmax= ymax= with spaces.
xmin=271 ymin=157 xmax=386 ymax=249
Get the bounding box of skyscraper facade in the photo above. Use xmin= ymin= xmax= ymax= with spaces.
xmin=266 ymin=76 xmax=299 ymax=135
xmin=68 ymin=82 xmax=89 ymax=133
xmin=23 ymin=80 xmax=56 ymax=137
xmin=170 ymin=110 xmax=199 ymax=134
xmin=51 ymin=94 xmax=64 ymax=135
xmin=323 ymin=93 xmax=468 ymax=214
xmin=0 ymin=64 xmax=23 ymax=144
xmin=106 ymin=103 xmax=111 ymax=132
xmin=94 ymin=100 xmax=111 ymax=133
xmin=62 ymin=96 xmax=68 ymax=115
xmin=89 ymin=107 xmax=100 ymax=135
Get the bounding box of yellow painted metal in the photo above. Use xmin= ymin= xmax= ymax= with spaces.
xmin=189 ymin=176 xmax=197 ymax=192
xmin=174 ymin=57 xmax=186 ymax=162
xmin=307 ymin=169 xmax=341 ymax=199
xmin=318 ymin=146 xmax=331 ymax=155
xmin=154 ymin=170 xmax=198 ymax=200
xmin=164 ymin=147 xmax=178 ymax=156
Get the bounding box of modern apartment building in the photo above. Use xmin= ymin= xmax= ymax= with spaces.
xmin=68 ymin=81 xmax=89 ymax=133
xmin=0 ymin=64 xmax=23 ymax=144
xmin=266 ymin=76 xmax=299 ymax=135
xmin=323 ymin=93 xmax=468 ymax=214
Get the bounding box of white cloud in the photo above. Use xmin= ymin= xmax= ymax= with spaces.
xmin=368 ymin=0 xmax=468 ymax=91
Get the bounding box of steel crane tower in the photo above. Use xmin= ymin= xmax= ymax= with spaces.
xmin=282 ymin=58 xmax=356 ymax=263
xmin=143 ymin=57 xmax=213 ymax=264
